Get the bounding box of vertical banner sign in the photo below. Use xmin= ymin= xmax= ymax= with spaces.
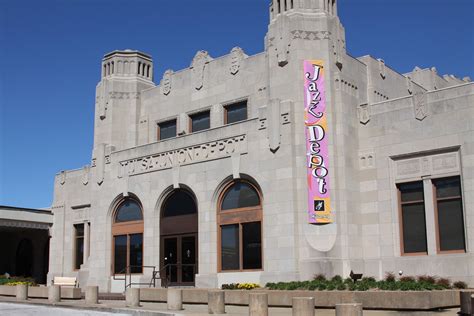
xmin=304 ymin=60 xmax=332 ymax=224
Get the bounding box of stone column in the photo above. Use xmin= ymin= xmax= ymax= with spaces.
xmin=85 ymin=286 xmax=99 ymax=305
xmin=249 ymin=293 xmax=268 ymax=316
xmin=83 ymin=221 xmax=90 ymax=264
xmin=292 ymin=297 xmax=314 ymax=316
xmin=16 ymin=284 xmax=28 ymax=301
xmin=167 ymin=288 xmax=183 ymax=311
xmin=125 ymin=288 xmax=140 ymax=307
xmin=208 ymin=290 xmax=225 ymax=314
xmin=336 ymin=303 xmax=363 ymax=316
xmin=471 ymin=294 xmax=474 ymax=316
xmin=48 ymin=285 xmax=61 ymax=303
xmin=460 ymin=291 xmax=474 ymax=315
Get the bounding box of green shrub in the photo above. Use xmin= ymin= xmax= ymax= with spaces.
xmin=331 ymin=275 xmax=343 ymax=283
xmin=399 ymin=276 xmax=415 ymax=283
xmin=336 ymin=283 xmax=346 ymax=291
xmin=453 ymin=281 xmax=467 ymax=289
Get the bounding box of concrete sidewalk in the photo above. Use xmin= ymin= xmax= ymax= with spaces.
xmin=0 ymin=296 xmax=460 ymax=316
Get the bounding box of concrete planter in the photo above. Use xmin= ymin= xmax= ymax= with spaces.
xmin=139 ymin=288 xmax=461 ymax=310
xmin=0 ymin=285 xmax=81 ymax=299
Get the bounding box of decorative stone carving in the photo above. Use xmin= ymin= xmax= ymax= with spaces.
xmin=191 ymin=51 xmax=212 ymax=90
xmin=378 ymin=58 xmax=386 ymax=79
xmin=275 ymin=16 xmax=291 ymax=67
xmin=95 ymin=143 xmax=106 ymax=185
xmin=161 ymin=70 xmax=173 ymax=95
xmin=413 ymin=91 xmax=427 ymax=121
xmin=59 ymin=171 xmax=66 ymax=185
xmin=397 ymin=159 xmax=421 ymax=176
xmin=406 ymin=76 xmax=413 ymax=95
xmin=230 ymin=47 xmax=245 ymax=75
xmin=358 ymin=104 xmax=370 ymax=125
xmin=291 ymin=30 xmax=330 ymax=41
xmin=359 ymin=152 xmax=376 ymax=169
xmin=82 ymin=166 xmax=90 ymax=185
xmin=109 ymin=92 xmax=140 ymax=100
xmin=119 ymin=135 xmax=247 ymax=177
xmin=268 ymin=99 xmax=281 ymax=152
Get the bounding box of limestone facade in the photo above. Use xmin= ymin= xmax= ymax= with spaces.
xmin=49 ymin=0 xmax=474 ymax=292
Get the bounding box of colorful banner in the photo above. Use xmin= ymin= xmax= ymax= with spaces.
xmin=304 ymin=60 xmax=332 ymax=224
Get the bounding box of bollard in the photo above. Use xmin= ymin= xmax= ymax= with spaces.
xmin=208 ymin=290 xmax=225 ymax=314
xmin=16 ymin=284 xmax=28 ymax=301
xmin=48 ymin=285 xmax=61 ymax=303
xmin=336 ymin=303 xmax=363 ymax=316
xmin=125 ymin=288 xmax=140 ymax=307
xmin=292 ymin=297 xmax=315 ymax=316
xmin=460 ymin=291 xmax=474 ymax=315
xmin=471 ymin=294 xmax=474 ymax=316
xmin=167 ymin=288 xmax=183 ymax=311
xmin=249 ymin=293 xmax=268 ymax=316
xmin=85 ymin=286 xmax=99 ymax=305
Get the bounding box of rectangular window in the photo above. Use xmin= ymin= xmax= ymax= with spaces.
xmin=242 ymin=222 xmax=262 ymax=269
xmin=398 ymin=181 xmax=428 ymax=255
xmin=190 ymin=111 xmax=210 ymax=132
xmin=224 ymin=100 xmax=247 ymax=124
xmin=221 ymin=224 xmax=240 ymax=270
xmin=220 ymin=222 xmax=262 ymax=271
xmin=158 ymin=119 xmax=177 ymax=140
xmin=113 ymin=234 xmax=143 ymax=274
xmin=74 ymin=224 xmax=84 ymax=270
xmin=433 ymin=176 xmax=466 ymax=252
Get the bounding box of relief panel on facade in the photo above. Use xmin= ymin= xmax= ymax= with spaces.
xmin=119 ymin=135 xmax=247 ymax=177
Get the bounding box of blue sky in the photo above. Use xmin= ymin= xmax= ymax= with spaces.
xmin=0 ymin=0 xmax=473 ymax=209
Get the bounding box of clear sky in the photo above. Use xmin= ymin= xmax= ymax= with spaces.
xmin=0 ymin=0 xmax=473 ymax=209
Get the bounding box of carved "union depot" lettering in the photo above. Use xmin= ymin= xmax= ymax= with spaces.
xmin=119 ymin=135 xmax=247 ymax=177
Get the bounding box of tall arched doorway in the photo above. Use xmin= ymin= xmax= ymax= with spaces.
xmin=160 ymin=189 xmax=198 ymax=286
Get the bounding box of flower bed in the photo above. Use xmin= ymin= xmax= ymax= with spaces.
xmin=0 ymin=276 xmax=37 ymax=287
xmin=265 ymin=274 xmax=468 ymax=292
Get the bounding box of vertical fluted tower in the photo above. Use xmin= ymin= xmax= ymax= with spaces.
xmin=93 ymin=50 xmax=155 ymax=157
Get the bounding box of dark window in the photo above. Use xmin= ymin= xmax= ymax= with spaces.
xmin=115 ymin=199 xmax=143 ymax=222
xmin=225 ymin=101 xmax=247 ymax=124
xmin=221 ymin=224 xmax=240 ymax=270
xmin=158 ymin=119 xmax=177 ymax=140
xmin=221 ymin=182 xmax=260 ymax=210
xmin=162 ymin=190 xmax=197 ymax=217
xmin=190 ymin=111 xmax=210 ymax=132
xmin=434 ymin=177 xmax=465 ymax=252
xmin=129 ymin=234 xmax=143 ymax=273
xmin=114 ymin=235 xmax=127 ymax=274
xmin=398 ymin=181 xmax=427 ymax=254
xmin=74 ymin=224 xmax=84 ymax=270
xmin=242 ymin=222 xmax=262 ymax=269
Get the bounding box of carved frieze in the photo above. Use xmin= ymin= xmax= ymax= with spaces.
xmin=161 ymin=69 xmax=173 ymax=96
xmin=291 ymin=30 xmax=331 ymax=41
xmin=119 ymin=135 xmax=247 ymax=177
xmin=392 ymin=151 xmax=460 ymax=180
xmin=191 ymin=51 xmax=212 ymax=90
xmin=229 ymin=47 xmax=245 ymax=75
xmin=109 ymin=92 xmax=140 ymax=100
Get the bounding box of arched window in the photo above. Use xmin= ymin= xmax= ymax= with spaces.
xmin=112 ymin=198 xmax=144 ymax=274
xmin=218 ymin=180 xmax=263 ymax=271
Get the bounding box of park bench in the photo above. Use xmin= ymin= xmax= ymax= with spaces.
xmin=51 ymin=276 xmax=78 ymax=288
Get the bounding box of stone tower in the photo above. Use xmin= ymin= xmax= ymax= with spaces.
xmin=93 ymin=50 xmax=155 ymax=153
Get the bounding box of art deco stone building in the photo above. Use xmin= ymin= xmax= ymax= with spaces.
xmin=49 ymin=0 xmax=474 ymax=292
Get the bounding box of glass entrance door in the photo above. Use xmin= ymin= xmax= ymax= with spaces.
xmin=162 ymin=234 xmax=197 ymax=286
